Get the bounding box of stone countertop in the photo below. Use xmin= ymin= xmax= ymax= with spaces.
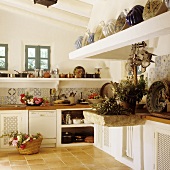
xmin=0 ymin=104 xmax=91 ymax=110
xmin=83 ymin=110 xmax=147 ymax=127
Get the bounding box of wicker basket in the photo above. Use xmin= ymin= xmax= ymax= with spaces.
xmin=17 ymin=137 xmax=43 ymax=155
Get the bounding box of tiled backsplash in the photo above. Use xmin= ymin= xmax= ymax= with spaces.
xmin=0 ymin=88 xmax=100 ymax=105
xmin=148 ymin=54 xmax=170 ymax=87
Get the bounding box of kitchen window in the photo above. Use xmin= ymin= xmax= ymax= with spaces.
xmin=25 ymin=45 xmax=50 ymax=71
xmin=0 ymin=44 xmax=8 ymax=70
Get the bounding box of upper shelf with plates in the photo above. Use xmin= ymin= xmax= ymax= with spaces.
xmin=69 ymin=12 xmax=170 ymax=60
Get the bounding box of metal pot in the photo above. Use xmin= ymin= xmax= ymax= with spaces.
xmin=62 ymin=132 xmax=73 ymax=144
xmin=0 ymin=73 xmax=9 ymax=77
xmin=14 ymin=70 xmax=28 ymax=78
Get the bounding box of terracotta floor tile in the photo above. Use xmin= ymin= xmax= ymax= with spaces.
xmin=0 ymin=146 xmax=131 ymax=170
xmin=40 ymin=153 xmax=58 ymax=159
xmin=69 ymin=165 xmax=89 ymax=170
xmin=46 ymin=160 xmax=66 ymax=168
xmin=44 ymin=157 xmax=62 ymax=163
xmin=10 ymin=160 xmax=27 ymax=166
xmin=29 ymin=164 xmax=49 ymax=170
xmin=50 ymin=167 xmax=70 ymax=170
xmin=9 ymin=155 xmax=25 ymax=161
xmin=0 ymin=166 xmax=12 ymax=170
xmin=0 ymin=160 xmax=10 ymax=166
xmin=27 ymin=158 xmax=45 ymax=165
xmin=24 ymin=154 xmax=42 ymax=160
xmin=55 ymin=152 xmax=73 ymax=158
xmin=11 ymin=165 xmax=30 ymax=170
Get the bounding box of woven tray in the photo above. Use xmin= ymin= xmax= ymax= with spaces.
xmin=17 ymin=138 xmax=43 ymax=155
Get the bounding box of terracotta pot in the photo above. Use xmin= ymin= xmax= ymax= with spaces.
xmin=43 ymin=71 xmax=51 ymax=78
xmin=121 ymin=101 xmax=136 ymax=114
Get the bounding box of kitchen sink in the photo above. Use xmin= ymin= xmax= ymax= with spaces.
xmin=0 ymin=104 xmax=26 ymax=108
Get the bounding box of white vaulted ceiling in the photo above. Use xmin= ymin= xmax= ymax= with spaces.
xmin=0 ymin=0 xmax=95 ymax=29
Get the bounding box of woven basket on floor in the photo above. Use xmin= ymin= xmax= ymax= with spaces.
xmin=17 ymin=137 xmax=43 ymax=155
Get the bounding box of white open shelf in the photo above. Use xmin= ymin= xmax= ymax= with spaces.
xmin=69 ymin=12 xmax=170 ymax=60
xmin=0 ymin=77 xmax=111 ymax=88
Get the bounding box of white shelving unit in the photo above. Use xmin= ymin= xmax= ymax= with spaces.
xmin=69 ymin=12 xmax=170 ymax=60
xmin=0 ymin=77 xmax=111 ymax=88
xmin=56 ymin=108 xmax=94 ymax=147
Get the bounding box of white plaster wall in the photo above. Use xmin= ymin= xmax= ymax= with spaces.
xmin=0 ymin=8 xmax=109 ymax=77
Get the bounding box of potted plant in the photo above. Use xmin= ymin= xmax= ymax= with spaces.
xmin=94 ymin=96 xmax=131 ymax=115
xmin=112 ymin=75 xmax=148 ymax=114
xmin=0 ymin=131 xmax=43 ymax=155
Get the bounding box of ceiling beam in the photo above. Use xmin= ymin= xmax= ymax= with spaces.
xmin=0 ymin=0 xmax=92 ymax=29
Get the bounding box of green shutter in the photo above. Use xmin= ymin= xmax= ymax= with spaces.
xmin=25 ymin=45 xmax=50 ymax=71
xmin=0 ymin=44 xmax=8 ymax=70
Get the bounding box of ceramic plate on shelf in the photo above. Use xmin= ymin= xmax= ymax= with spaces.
xmin=94 ymin=21 xmax=105 ymax=42
xmin=102 ymin=19 xmax=116 ymax=37
xmin=81 ymin=30 xmax=90 ymax=47
xmin=146 ymin=80 xmax=170 ymax=113
xmin=100 ymin=82 xmax=115 ymax=98
xmin=143 ymin=0 xmax=168 ymax=20
xmin=114 ymin=10 xmax=129 ymax=33
xmin=73 ymin=66 xmax=85 ymax=78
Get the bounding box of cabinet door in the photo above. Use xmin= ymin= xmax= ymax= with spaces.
xmin=154 ymin=125 xmax=170 ymax=170
xmin=102 ymin=126 xmax=110 ymax=154
xmin=94 ymin=124 xmax=103 ymax=149
xmin=0 ymin=110 xmax=28 ymax=148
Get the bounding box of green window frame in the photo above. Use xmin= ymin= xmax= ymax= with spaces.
xmin=0 ymin=44 xmax=8 ymax=70
xmin=25 ymin=45 xmax=51 ymax=71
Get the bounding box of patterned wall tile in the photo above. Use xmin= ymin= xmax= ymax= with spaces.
xmin=0 ymin=89 xmax=8 ymax=96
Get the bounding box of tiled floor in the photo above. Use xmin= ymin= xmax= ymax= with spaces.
xmin=0 ymin=146 xmax=132 ymax=170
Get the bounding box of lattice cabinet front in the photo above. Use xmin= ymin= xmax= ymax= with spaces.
xmin=155 ymin=130 xmax=170 ymax=170
xmin=0 ymin=111 xmax=25 ymax=148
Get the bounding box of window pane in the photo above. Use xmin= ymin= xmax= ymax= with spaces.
xmin=0 ymin=58 xmax=5 ymax=68
xmin=40 ymin=59 xmax=48 ymax=69
xmin=0 ymin=47 xmax=5 ymax=56
xmin=40 ymin=49 xmax=48 ymax=58
xmin=28 ymin=48 xmax=35 ymax=58
xmin=28 ymin=59 xmax=35 ymax=69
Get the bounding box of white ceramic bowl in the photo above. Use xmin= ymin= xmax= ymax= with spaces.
xmin=88 ymin=99 xmax=103 ymax=104
xmin=72 ymin=118 xmax=82 ymax=124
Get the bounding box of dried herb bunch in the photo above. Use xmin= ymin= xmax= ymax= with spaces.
xmin=94 ymin=97 xmax=131 ymax=115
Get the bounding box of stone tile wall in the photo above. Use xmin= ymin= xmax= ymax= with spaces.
xmin=148 ymin=54 xmax=170 ymax=87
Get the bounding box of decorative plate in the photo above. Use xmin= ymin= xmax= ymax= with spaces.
xmin=73 ymin=66 xmax=85 ymax=78
xmin=146 ymin=80 xmax=170 ymax=113
xmin=114 ymin=10 xmax=129 ymax=33
xmin=143 ymin=0 xmax=167 ymax=20
xmin=81 ymin=30 xmax=90 ymax=47
xmin=100 ymin=82 xmax=115 ymax=98
xmin=102 ymin=19 xmax=116 ymax=37
xmin=94 ymin=21 xmax=105 ymax=42
xmin=74 ymin=36 xmax=83 ymax=49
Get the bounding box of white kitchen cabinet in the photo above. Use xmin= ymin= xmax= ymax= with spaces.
xmin=94 ymin=124 xmax=113 ymax=155
xmin=94 ymin=124 xmax=144 ymax=170
xmin=56 ymin=108 xmax=93 ymax=147
xmin=69 ymin=12 xmax=170 ymax=60
xmin=0 ymin=110 xmax=28 ymax=148
xmin=144 ymin=120 xmax=170 ymax=170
